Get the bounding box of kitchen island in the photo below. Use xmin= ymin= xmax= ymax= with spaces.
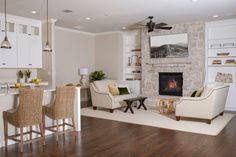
xmin=0 ymin=87 xmax=81 ymax=147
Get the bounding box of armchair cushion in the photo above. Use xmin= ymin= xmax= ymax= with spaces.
xmin=201 ymin=82 xmax=224 ymax=97
xmin=93 ymin=80 xmax=116 ymax=93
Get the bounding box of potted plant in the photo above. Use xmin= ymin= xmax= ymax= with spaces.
xmin=90 ymin=70 xmax=106 ymax=82
xmin=17 ymin=70 xmax=24 ymax=83
xmin=24 ymin=69 xmax=32 ymax=83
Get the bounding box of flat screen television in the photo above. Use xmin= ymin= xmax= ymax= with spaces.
xmin=150 ymin=33 xmax=188 ymax=58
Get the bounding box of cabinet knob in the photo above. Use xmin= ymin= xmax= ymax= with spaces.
xmin=28 ymin=34 xmax=31 ymax=36
xmin=2 ymin=63 xmax=6 ymax=65
xmin=29 ymin=64 xmax=32 ymax=66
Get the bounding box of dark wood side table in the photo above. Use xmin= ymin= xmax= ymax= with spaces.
xmin=123 ymin=97 xmax=147 ymax=114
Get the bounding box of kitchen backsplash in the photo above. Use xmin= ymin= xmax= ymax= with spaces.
xmin=0 ymin=69 xmax=37 ymax=83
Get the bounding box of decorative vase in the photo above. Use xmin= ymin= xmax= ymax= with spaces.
xmin=25 ymin=77 xmax=31 ymax=83
xmin=17 ymin=78 xmax=24 ymax=83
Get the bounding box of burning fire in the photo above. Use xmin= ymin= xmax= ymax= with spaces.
xmin=168 ymin=80 xmax=177 ymax=89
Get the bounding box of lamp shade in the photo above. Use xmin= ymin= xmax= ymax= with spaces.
xmin=79 ymin=68 xmax=88 ymax=75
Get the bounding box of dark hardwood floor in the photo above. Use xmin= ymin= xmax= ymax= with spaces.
xmin=1 ymin=115 xmax=236 ymax=157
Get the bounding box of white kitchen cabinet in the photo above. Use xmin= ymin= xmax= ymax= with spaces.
xmin=17 ymin=23 xmax=42 ymax=68
xmin=0 ymin=14 xmax=42 ymax=69
xmin=0 ymin=20 xmax=18 ymax=68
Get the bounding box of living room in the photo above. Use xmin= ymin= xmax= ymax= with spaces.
xmin=0 ymin=0 xmax=236 ymax=156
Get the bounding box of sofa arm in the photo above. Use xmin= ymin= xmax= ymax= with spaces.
xmin=176 ymin=96 xmax=214 ymax=119
xmin=90 ymin=84 xmax=114 ymax=109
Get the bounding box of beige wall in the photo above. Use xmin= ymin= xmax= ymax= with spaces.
xmin=55 ymin=27 xmax=95 ymax=86
xmin=95 ymin=32 xmax=123 ymax=80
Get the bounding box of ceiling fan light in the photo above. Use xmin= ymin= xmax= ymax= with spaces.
xmin=43 ymin=41 xmax=52 ymax=52
xmin=1 ymin=36 xmax=12 ymax=49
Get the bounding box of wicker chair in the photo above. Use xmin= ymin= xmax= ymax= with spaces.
xmin=42 ymin=86 xmax=76 ymax=142
xmin=3 ymin=88 xmax=45 ymax=153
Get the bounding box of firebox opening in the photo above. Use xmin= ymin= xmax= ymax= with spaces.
xmin=159 ymin=72 xmax=183 ymax=96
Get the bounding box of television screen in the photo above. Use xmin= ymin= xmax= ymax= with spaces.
xmin=150 ymin=33 xmax=188 ymax=58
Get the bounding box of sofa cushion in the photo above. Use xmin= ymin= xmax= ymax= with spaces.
xmin=93 ymin=80 xmax=117 ymax=93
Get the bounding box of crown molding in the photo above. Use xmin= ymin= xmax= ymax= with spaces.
xmin=55 ymin=26 xmax=95 ymax=36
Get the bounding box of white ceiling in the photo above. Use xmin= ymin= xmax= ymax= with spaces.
xmin=0 ymin=0 xmax=236 ymax=33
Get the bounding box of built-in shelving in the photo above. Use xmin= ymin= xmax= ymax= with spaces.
xmin=205 ymin=18 xmax=236 ymax=111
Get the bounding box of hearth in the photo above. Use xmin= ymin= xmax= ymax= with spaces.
xmin=159 ymin=72 xmax=183 ymax=96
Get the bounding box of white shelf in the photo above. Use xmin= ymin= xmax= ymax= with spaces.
xmin=208 ymin=56 xmax=236 ymax=58
xmin=208 ymin=64 xmax=236 ymax=67
xmin=127 ymin=66 xmax=141 ymax=68
xmin=208 ymin=46 xmax=236 ymax=49
xmin=126 ymin=73 xmax=141 ymax=75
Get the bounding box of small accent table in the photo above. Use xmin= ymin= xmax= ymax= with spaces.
xmin=123 ymin=96 xmax=147 ymax=114
xmin=158 ymin=98 xmax=180 ymax=115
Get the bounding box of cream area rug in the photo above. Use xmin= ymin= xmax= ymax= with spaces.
xmin=81 ymin=107 xmax=235 ymax=136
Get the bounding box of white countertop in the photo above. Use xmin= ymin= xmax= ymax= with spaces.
xmin=0 ymin=87 xmax=56 ymax=96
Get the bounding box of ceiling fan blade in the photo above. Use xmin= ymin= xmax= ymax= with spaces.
xmin=155 ymin=22 xmax=167 ymax=28
xmin=156 ymin=26 xmax=172 ymax=30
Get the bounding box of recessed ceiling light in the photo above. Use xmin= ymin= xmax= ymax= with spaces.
xmin=122 ymin=27 xmax=126 ymax=30
xmin=191 ymin=0 xmax=198 ymax=2
xmin=213 ymin=15 xmax=219 ymax=18
xmin=31 ymin=10 xmax=37 ymax=14
xmin=62 ymin=9 xmax=73 ymax=13
xmin=85 ymin=17 xmax=91 ymax=20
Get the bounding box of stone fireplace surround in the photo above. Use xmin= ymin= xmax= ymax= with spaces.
xmin=141 ymin=21 xmax=205 ymax=98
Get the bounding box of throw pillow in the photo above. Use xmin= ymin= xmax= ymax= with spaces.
xmin=118 ymin=87 xmax=130 ymax=95
xmin=108 ymin=84 xmax=119 ymax=96
xmin=190 ymin=91 xmax=197 ymax=97
xmin=195 ymin=87 xmax=204 ymax=97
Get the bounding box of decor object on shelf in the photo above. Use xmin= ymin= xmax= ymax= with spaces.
xmin=212 ymin=60 xmax=222 ymax=65
xmin=176 ymin=83 xmax=230 ymax=124
xmin=43 ymin=0 xmax=52 ymax=52
xmin=1 ymin=0 xmax=11 ymax=49
xmin=17 ymin=70 xmax=24 ymax=83
xmin=79 ymin=68 xmax=89 ymax=85
xmin=215 ymin=72 xmax=233 ymax=83
xmin=128 ymin=57 xmax=131 ymax=66
xmin=90 ymin=70 xmax=105 ymax=82
xmin=24 ymin=69 xmax=32 ymax=83
xmin=150 ymin=33 xmax=188 ymax=58
xmin=225 ymin=59 xmax=236 ymax=64
xmin=217 ymin=52 xmax=230 ymax=56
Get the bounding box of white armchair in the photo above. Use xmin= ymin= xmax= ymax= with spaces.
xmin=175 ymin=83 xmax=229 ymax=124
xmin=90 ymin=80 xmax=135 ymax=113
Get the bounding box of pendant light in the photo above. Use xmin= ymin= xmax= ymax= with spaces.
xmin=43 ymin=0 xmax=52 ymax=52
xmin=1 ymin=0 xmax=11 ymax=49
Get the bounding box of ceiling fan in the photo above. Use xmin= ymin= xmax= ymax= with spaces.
xmin=128 ymin=16 xmax=172 ymax=32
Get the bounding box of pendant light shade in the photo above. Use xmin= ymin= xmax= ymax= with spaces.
xmin=1 ymin=36 xmax=11 ymax=49
xmin=44 ymin=41 xmax=52 ymax=52
xmin=1 ymin=0 xmax=11 ymax=49
xmin=43 ymin=0 xmax=52 ymax=52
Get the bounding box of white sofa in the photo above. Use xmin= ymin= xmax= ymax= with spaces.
xmin=90 ymin=80 xmax=135 ymax=113
xmin=175 ymin=83 xmax=230 ymax=124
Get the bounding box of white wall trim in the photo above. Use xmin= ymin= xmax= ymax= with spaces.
xmin=55 ymin=26 xmax=95 ymax=36
xmin=95 ymin=31 xmax=123 ymax=36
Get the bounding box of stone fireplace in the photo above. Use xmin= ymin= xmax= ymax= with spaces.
xmin=159 ymin=72 xmax=183 ymax=96
xmin=141 ymin=21 xmax=205 ymax=97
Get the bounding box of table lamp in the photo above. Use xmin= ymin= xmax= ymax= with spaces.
xmin=79 ymin=68 xmax=88 ymax=85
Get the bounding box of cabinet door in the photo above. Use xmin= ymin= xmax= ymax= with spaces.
xmin=0 ymin=21 xmax=17 ymax=68
xmin=17 ymin=24 xmax=42 ymax=68
xmin=28 ymin=26 xmax=42 ymax=68
xmin=17 ymin=24 xmax=30 ymax=68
